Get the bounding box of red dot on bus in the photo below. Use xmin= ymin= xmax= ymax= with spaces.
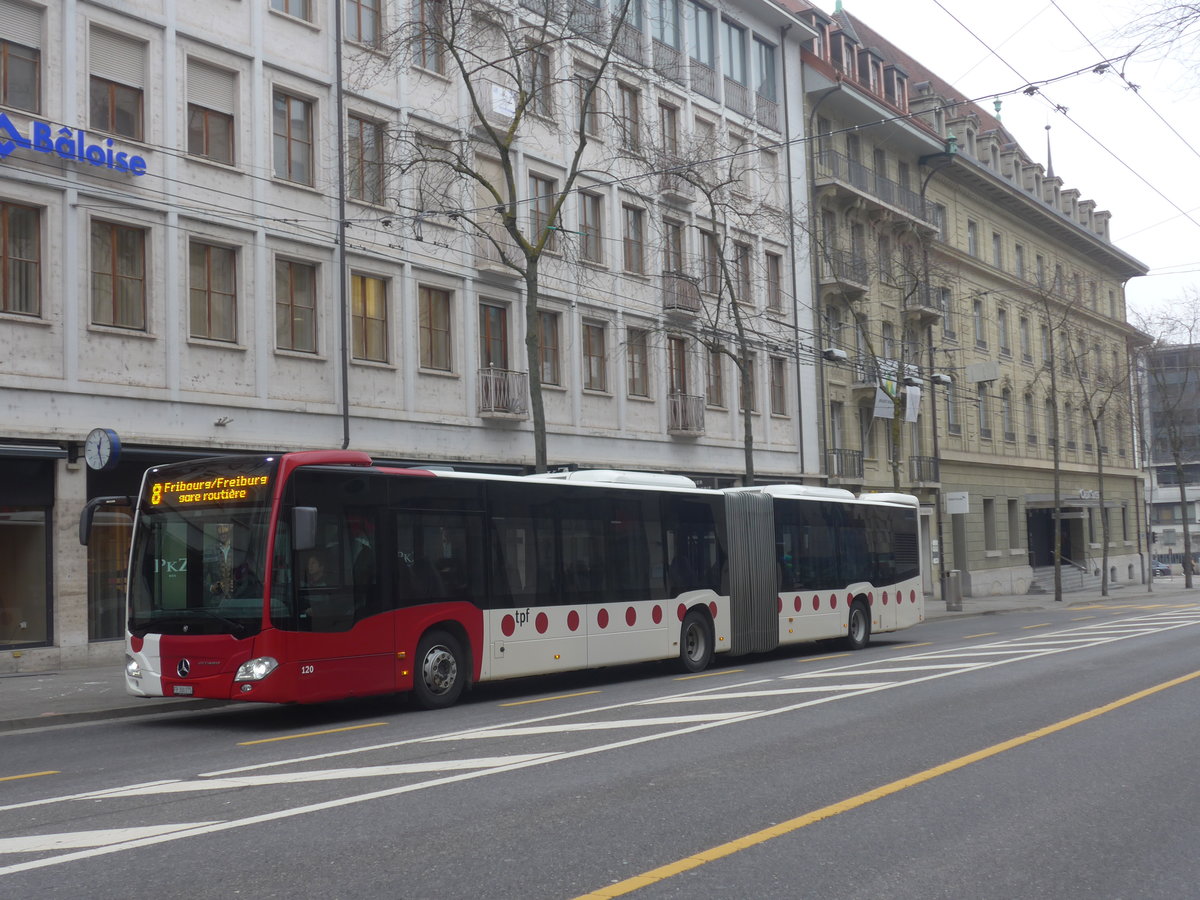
xmin=501 ymin=615 xmax=515 ymax=637
xmin=869 ymin=592 xmax=874 ymax=606
xmin=708 ymin=601 xmax=718 ymax=619
xmin=567 ymin=610 xmax=580 ymax=632
xmin=882 ymin=591 xmax=888 ymax=604
xmin=777 ymin=597 xmax=783 ymax=614
xmin=847 ymin=593 xmax=853 ymax=606
xmin=794 ymin=596 xmax=802 ymax=612
xmin=598 ymin=608 xmax=609 ymax=629
xmin=652 ymin=605 xmax=663 ymax=624
xmin=535 ymin=612 xmax=548 ymax=634
xmin=812 ymin=595 xmax=820 ymax=611
xmin=626 ymin=607 xmax=637 ymax=627
xmin=911 ymin=590 xmax=917 ymax=603
xmin=677 ymin=603 xmax=687 ymax=622
xmin=830 ymin=594 xmax=838 ymax=610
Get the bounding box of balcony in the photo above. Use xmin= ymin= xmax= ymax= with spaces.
xmin=724 ymin=77 xmax=754 ymax=118
xmin=652 ymin=39 xmax=686 ymax=85
xmin=690 ymin=59 xmax=717 ymax=100
xmin=827 ymin=448 xmax=864 ymax=482
xmin=909 ymin=455 xmax=940 ymax=486
xmin=659 ymin=170 xmax=695 ymax=201
xmin=613 ymin=16 xmax=645 ymax=63
xmin=818 ymin=248 xmax=870 ymax=292
xmin=668 ymin=392 xmax=705 ymax=435
xmin=662 ymin=272 xmax=701 ymax=313
xmin=813 ymin=150 xmax=938 ymax=229
xmin=756 ymin=94 xmax=779 ymax=132
xmin=477 ymin=367 xmax=528 ymax=418
xmin=898 ymin=278 xmax=943 ymax=326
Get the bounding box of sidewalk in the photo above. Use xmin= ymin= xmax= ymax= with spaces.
xmin=2 ymin=579 xmax=1194 ymax=732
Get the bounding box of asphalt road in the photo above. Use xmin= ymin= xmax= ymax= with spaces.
xmin=3 ymin=598 xmax=1200 ymax=899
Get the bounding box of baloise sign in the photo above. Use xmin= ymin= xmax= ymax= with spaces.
xmin=0 ymin=112 xmax=148 ymax=176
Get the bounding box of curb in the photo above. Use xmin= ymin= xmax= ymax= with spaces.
xmin=0 ymin=698 xmax=235 ymax=733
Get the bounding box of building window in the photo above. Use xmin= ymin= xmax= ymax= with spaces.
xmin=352 ymin=273 xmax=388 ymax=362
xmin=653 ymin=0 xmax=681 ymax=48
xmin=579 ymin=192 xmax=604 ymax=264
xmin=90 ymin=77 xmax=143 ymax=141
xmin=90 ymin=221 xmax=146 ymax=330
xmin=1015 ymin=243 xmax=1026 ymax=280
xmin=992 ymin=231 xmax=1003 ymax=268
xmin=275 ymin=258 xmax=316 ymax=352
xmin=271 ymin=0 xmax=312 ymax=21
xmin=627 ymin=326 xmax=649 ymax=397
xmin=189 ymin=242 xmax=237 ymax=342
xmin=530 ymin=45 xmax=552 ymax=118
xmin=978 ymin=384 xmax=992 ymax=439
xmin=1019 ymin=315 xmax=1032 ymax=362
xmin=89 ymin=30 xmax=145 ymax=141
xmin=622 ymin=205 xmax=645 ymax=273
xmin=998 ymin=307 xmax=1010 ymax=355
xmin=617 ymin=83 xmax=640 ymax=150
xmin=1 ymin=201 xmax=39 ymax=316
xmin=186 ymin=61 xmax=235 ymax=165
xmin=346 ymin=0 xmax=382 ymax=47
xmin=583 ymin=320 xmax=607 ymax=391
xmin=754 ymin=37 xmax=776 ymax=101
xmin=538 ymin=310 xmax=560 ymax=385
xmin=765 ymin=252 xmax=782 ymax=310
xmin=721 ymin=19 xmax=746 ymax=83
xmin=272 ymin=91 xmax=314 ymax=185
xmin=529 ymin=174 xmax=558 ymax=249
xmin=479 ymin=301 xmax=509 ymax=369
xmin=706 ymin=345 xmax=724 ymax=407
xmin=946 ymin=380 xmax=960 ymax=434
xmin=733 ymin=241 xmax=752 ymax=302
xmin=1 ymin=32 xmax=40 ymax=114
xmin=668 ymin=336 xmax=688 ymax=394
xmin=769 ymin=356 xmax=787 ymax=415
xmin=414 ymin=0 xmax=446 ymax=74
xmin=966 ymin=219 xmax=978 ymax=257
xmin=348 ymin=115 xmax=385 ymax=205
xmin=973 ymin=298 xmax=987 ymax=348
xmin=689 ymin=1 xmax=715 ymax=67
xmin=576 ymin=64 xmax=600 ymax=135
xmin=983 ymin=498 xmax=996 ymax=551
xmin=1001 ymin=388 xmax=1014 ymax=441
xmin=659 ymin=102 xmax=679 ymax=154
xmin=1024 ymin=392 xmax=1037 ymax=444
xmin=699 ymin=229 xmax=720 ymax=294
xmin=419 ymin=285 xmax=452 ymax=370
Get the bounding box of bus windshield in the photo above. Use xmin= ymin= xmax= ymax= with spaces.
xmin=128 ymin=457 xmax=278 ymax=638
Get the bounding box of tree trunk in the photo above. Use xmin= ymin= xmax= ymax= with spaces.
xmin=523 ymin=257 xmax=548 ymax=473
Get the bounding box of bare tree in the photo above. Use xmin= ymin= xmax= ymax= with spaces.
xmin=1133 ymin=293 xmax=1200 ymax=589
xmin=362 ymin=0 xmax=640 ymax=472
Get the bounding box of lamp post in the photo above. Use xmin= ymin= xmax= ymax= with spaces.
xmin=917 ymin=136 xmax=958 ymax=608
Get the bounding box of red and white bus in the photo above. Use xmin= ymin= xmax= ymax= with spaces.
xmin=84 ymin=450 xmax=923 ymax=709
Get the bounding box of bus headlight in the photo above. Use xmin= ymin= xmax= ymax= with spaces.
xmin=234 ymin=657 xmax=278 ymax=682
xmin=125 ymin=655 xmax=142 ymax=679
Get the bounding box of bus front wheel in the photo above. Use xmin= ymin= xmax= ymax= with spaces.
xmin=413 ymin=629 xmax=466 ymax=709
xmin=679 ymin=610 xmax=714 ymax=673
xmin=844 ymin=599 xmax=871 ymax=651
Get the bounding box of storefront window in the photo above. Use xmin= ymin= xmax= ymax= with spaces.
xmin=0 ymin=506 xmax=50 ymax=647
xmin=87 ymin=501 xmax=133 ymax=641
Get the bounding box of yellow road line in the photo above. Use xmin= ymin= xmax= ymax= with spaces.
xmin=904 ymin=642 xmax=933 ymax=648
xmin=798 ymin=653 xmax=849 ymax=663
xmin=0 ymin=771 xmax=59 ymax=782
xmin=237 ymin=723 xmax=387 ymax=746
xmin=675 ymin=669 xmax=744 ymax=681
xmin=572 ymin=667 xmax=1200 ymax=900
xmin=501 ymin=691 xmax=602 ymax=706
xmin=1022 ymin=623 xmax=1051 ymax=630
xmin=964 ymin=632 xmax=997 ymax=639
xmin=1070 ymin=616 xmax=1095 ymax=621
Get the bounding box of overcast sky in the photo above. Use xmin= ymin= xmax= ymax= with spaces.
xmin=821 ymin=0 xmax=1200 ymax=319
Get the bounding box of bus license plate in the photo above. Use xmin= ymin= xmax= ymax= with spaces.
xmin=172 ymin=685 xmax=194 ymax=696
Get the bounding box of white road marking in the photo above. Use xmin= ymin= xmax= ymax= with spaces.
xmin=449 ymin=714 xmax=747 ymax=738
xmin=0 ymin=823 xmax=219 ymax=854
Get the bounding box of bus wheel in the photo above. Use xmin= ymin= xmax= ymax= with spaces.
xmin=679 ymin=610 xmax=714 ymax=673
xmin=844 ymin=599 xmax=871 ymax=651
xmin=413 ymin=629 xmax=466 ymax=709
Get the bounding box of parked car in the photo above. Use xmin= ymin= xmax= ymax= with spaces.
xmin=1153 ymin=561 xmax=1172 ymax=577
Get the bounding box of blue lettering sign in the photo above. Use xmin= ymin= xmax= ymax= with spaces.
xmin=0 ymin=113 xmax=148 ymax=176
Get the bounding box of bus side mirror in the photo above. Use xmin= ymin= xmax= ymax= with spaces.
xmin=293 ymin=507 xmax=318 ymax=551
xmin=79 ymin=496 xmax=132 ymax=546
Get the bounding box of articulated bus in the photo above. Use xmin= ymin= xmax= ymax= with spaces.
xmin=83 ymin=450 xmax=923 ymax=709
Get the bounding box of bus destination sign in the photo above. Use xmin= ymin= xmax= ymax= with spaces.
xmin=149 ymin=474 xmax=270 ymax=507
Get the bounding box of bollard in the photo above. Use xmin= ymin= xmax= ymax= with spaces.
xmin=943 ymin=569 xmax=963 ymax=612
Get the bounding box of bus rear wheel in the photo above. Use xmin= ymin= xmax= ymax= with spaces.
xmin=844 ymin=599 xmax=871 ymax=651
xmin=679 ymin=610 xmax=714 ymax=673
xmin=413 ymin=629 xmax=466 ymax=709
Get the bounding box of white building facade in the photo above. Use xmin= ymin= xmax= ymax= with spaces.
xmin=0 ymin=0 xmax=818 ymax=669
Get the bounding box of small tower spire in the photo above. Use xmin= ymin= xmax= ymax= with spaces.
xmin=1045 ymin=124 xmax=1054 ymax=178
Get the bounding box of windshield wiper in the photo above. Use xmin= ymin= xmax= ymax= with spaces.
xmin=133 ymin=609 xmax=250 ymax=636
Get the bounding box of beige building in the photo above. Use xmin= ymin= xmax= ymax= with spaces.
xmin=792 ymin=3 xmax=1149 ymax=596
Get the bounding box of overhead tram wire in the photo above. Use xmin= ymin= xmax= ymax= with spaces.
xmin=929 ymin=0 xmax=1200 ymax=236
